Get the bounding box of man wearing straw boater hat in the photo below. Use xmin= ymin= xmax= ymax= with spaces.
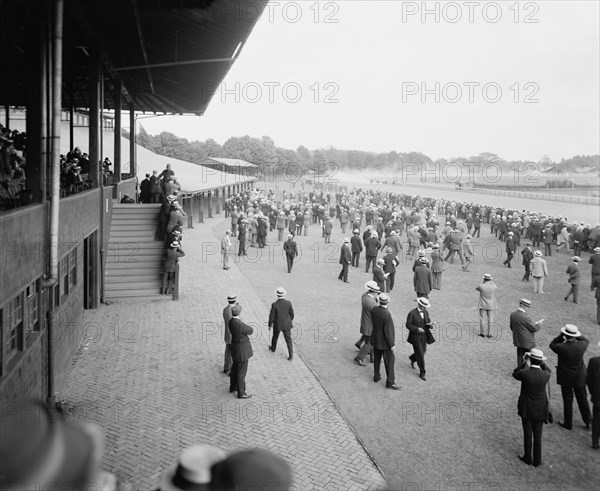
xmin=512 ymin=348 xmax=551 ymax=467
xmin=475 ymin=274 xmax=498 ymax=338
xmin=268 ymin=287 xmax=295 ymax=361
xmin=371 ymin=293 xmax=400 ymax=390
xmin=530 ymin=250 xmax=549 ymax=294
xmin=509 ymin=299 xmax=544 ymax=368
xmin=228 ymin=304 xmax=254 ymax=399
xmin=550 ymin=324 xmax=591 ymax=430
xmin=587 ymin=341 xmax=600 ymax=449
xmin=222 ymin=294 xmax=237 ymax=374
xmin=354 ymin=281 xmax=380 ymax=366
xmin=564 ymin=256 xmax=581 ymax=304
xmin=406 ymin=297 xmax=435 ymax=381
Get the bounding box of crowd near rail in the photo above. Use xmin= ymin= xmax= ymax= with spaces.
xmin=3 ymin=177 xmax=600 ymax=490
xmin=0 ymin=125 xmax=29 ymax=209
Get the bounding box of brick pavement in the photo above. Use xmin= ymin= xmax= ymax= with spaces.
xmin=58 ymin=216 xmax=388 ymax=491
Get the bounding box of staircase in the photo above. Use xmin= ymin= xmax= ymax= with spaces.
xmin=104 ymin=204 xmax=167 ymax=301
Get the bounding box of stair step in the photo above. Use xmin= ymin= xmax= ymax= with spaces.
xmin=105 ymin=262 xmax=163 ymax=271
xmin=107 ymin=239 xmax=165 ymax=248
xmin=105 ymin=277 xmax=162 ymax=285
xmin=105 ymin=294 xmax=172 ymax=302
xmin=106 ymin=267 xmax=162 ymax=276
xmin=104 ymin=282 xmax=162 ymax=292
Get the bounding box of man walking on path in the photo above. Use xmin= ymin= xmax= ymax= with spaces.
xmin=430 ymin=243 xmax=444 ymax=290
xmin=371 ymin=293 xmax=400 ymax=390
xmin=338 ymin=238 xmax=352 ymax=283
xmin=283 ymin=233 xmax=298 ymax=273
xmin=406 ymin=297 xmax=435 ymax=381
xmin=550 ymin=324 xmax=591 ymax=430
xmin=268 ymin=287 xmax=295 ymax=361
xmin=521 ymin=242 xmax=534 ymax=281
xmin=509 ymin=299 xmax=544 ymax=368
xmin=564 ymin=256 xmax=581 ymax=304
xmin=589 ymin=247 xmax=600 ymax=290
xmin=586 ymin=342 xmax=600 ymax=449
xmin=351 ymin=229 xmax=363 ymax=268
xmin=530 ymin=250 xmax=549 ymax=294
xmin=476 ymin=274 xmax=498 ymax=338
xmin=229 ymin=304 xmax=253 ymax=399
xmin=221 ymin=229 xmax=232 ymax=270
xmin=512 ymin=348 xmax=551 ymax=467
xmin=222 ymin=294 xmax=237 ymax=374
xmin=354 ymin=281 xmax=380 ymax=366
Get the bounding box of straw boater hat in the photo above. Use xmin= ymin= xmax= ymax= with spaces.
xmin=525 ymin=348 xmax=547 ymax=361
xmin=561 ymin=324 xmax=581 ymax=337
xmin=432 ymin=243 xmax=439 ymax=248
xmin=519 ymin=298 xmax=531 ymax=307
xmin=572 ymin=256 xmax=580 ymax=262
xmin=276 ymin=287 xmax=286 ymax=297
xmin=287 ymin=233 xmax=293 ymax=239
xmin=159 ymin=444 xmax=227 ymax=491
xmin=227 ymin=294 xmax=237 ymax=304
xmin=483 ymin=273 xmax=492 ymax=280
xmin=343 ymin=238 xmax=350 ymax=243
xmin=419 ymin=257 xmax=428 ymax=263
xmin=534 ymin=250 xmax=542 ymax=257
xmin=417 ymin=297 xmax=430 ymax=308
xmin=378 ymin=293 xmax=390 ymax=305
xmin=365 ymin=281 xmax=380 ymax=292
xmin=170 ymin=241 xmax=180 ymax=248
xmin=376 ymin=258 xmax=385 ymax=265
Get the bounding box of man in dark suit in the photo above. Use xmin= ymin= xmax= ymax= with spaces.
xmin=382 ymin=247 xmax=399 ymax=292
xmin=589 ymin=247 xmax=600 ymax=291
xmin=503 ymin=231 xmax=515 ymax=268
xmin=370 ymin=294 xmax=399 ymax=390
xmin=550 ymin=324 xmax=591 ymax=430
xmin=587 ymin=342 xmax=600 ymax=449
xmin=354 ymin=281 xmax=380 ymax=366
xmin=229 ymin=304 xmax=253 ymax=399
xmin=413 ymin=257 xmax=433 ymax=298
xmin=338 ymin=237 xmax=351 ymax=283
xmin=350 ymin=229 xmax=363 ymax=267
xmin=372 ymin=258 xmax=388 ymax=293
xmin=521 ymin=242 xmax=534 ymax=281
xmin=564 ymin=256 xmax=581 ymax=304
xmin=282 ymin=233 xmax=298 ymax=273
xmin=222 ymin=294 xmax=237 ymax=374
xmin=406 ymin=297 xmax=435 ymax=381
xmin=509 ymin=298 xmax=544 ymax=368
xmin=364 ymin=231 xmax=381 ymax=273
xmin=268 ymin=287 xmax=295 ymax=361
xmin=512 ymin=348 xmax=551 ymax=467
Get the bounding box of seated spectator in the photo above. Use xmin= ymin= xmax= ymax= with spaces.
xmin=120 ymin=194 xmax=135 ymax=204
xmin=0 ymin=400 xmax=117 ymax=491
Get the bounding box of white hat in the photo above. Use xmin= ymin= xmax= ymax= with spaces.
xmin=534 ymin=250 xmax=542 ymax=257
xmin=159 ymin=444 xmax=226 ymax=491
xmin=287 ymin=233 xmax=293 ymax=239
xmin=343 ymin=237 xmax=350 ymax=243
xmin=561 ymin=324 xmax=581 ymax=337
xmin=417 ymin=297 xmax=430 ymax=308
xmin=572 ymin=256 xmax=580 ymax=262
xmin=525 ymin=348 xmax=547 ymax=361
xmin=365 ymin=281 xmax=380 ymax=292
xmin=276 ymin=287 xmax=287 ymax=297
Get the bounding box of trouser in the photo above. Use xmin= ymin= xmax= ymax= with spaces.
xmin=325 ymin=233 xmax=331 ymax=243
xmin=409 ymin=336 xmax=427 ymax=375
xmin=223 ymin=344 xmax=232 ymax=372
xmin=286 ymin=254 xmax=294 ymax=273
xmin=592 ymin=403 xmax=600 ymax=447
xmin=356 ymin=335 xmax=373 ymax=362
xmin=597 ymin=298 xmax=600 ymax=325
xmin=373 ymin=348 xmax=395 ymax=385
xmin=416 ymin=292 xmax=429 ymax=299
xmin=162 ymin=272 xmax=175 ymax=294
xmin=560 ymin=384 xmax=591 ymax=428
xmin=432 ymin=272 xmax=442 ymax=289
xmin=238 ymin=239 xmax=246 ymax=256
xmin=592 ymin=273 xmax=600 ymax=291
xmin=351 ymin=251 xmax=360 ymax=267
xmin=271 ymin=326 xmax=293 ymax=356
xmin=304 ymin=225 xmax=309 ymax=236
xmin=251 ymin=233 xmax=257 ymax=247
xmin=503 ymin=252 xmax=514 ymax=267
xmin=342 ymin=223 xmax=347 ymax=233
xmin=532 ymin=236 xmax=541 ymax=248
xmin=474 ymin=227 xmax=480 ymax=238
xmin=222 ymin=250 xmax=229 ymax=268
xmin=533 ymin=276 xmax=544 ymax=293
xmin=479 ymin=309 xmax=494 ymax=336
xmin=386 ymin=273 xmax=395 ymax=291
xmin=232 ymin=223 xmax=238 ymax=236
xmin=150 ymin=192 xmax=160 ymax=203
xmin=557 ymin=241 xmax=569 ymax=253
xmin=516 ymin=346 xmax=528 ymax=367
xmin=573 ymin=242 xmax=581 ymax=256
xmin=521 ymin=418 xmax=544 ymax=466
xmin=544 ymin=243 xmax=552 ymax=256
xmin=278 ymin=228 xmax=284 ymax=241
xmin=522 ymin=264 xmax=531 ymax=281
xmin=445 ymin=250 xmax=465 ymax=264
xmin=365 ymin=255 xmax=376 ymax=273
xmin=565 ymin=284 xmax=579 ymax=303
xmin=338 ymin=263 xmax=349 ymax=281
xmin=230 ymin=360 xmax=249 ymax=397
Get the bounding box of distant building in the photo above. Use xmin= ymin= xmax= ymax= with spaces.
xmin=199 ymin=157 xmax=258 ymax=178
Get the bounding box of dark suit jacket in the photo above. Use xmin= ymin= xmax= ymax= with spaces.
xmin=521 ymin=247 xmax=533 ymax=265
xmin=283 ymin=239 xmax=298 ymax=257
xmin=372 ymin=266 xmax=385 ymax=292
xmin=339 ymin=244 xmax=351 ymax=264
xmin=566 ymin=264 xmax=580 ymax=285
xmin=164 ymin=248 xmax=185 ymax=273
xmin=509 ymin=309 xmax=539 ymax=349
xmin=512 ymin=363 xmax=551 ymax=420
xmin=222 ymin=304 xmax=234 ymax=344
xmin=365 ymin=237 xmax=381 ymax=256
xmin=506 ymin=237 xmax=515 ymax=253
xmin=406 ymin=307 xmax=431 ymax=345
xmin=370 ymin=306 xmax=395 ymax=350
xmin=413 ymin=265 xmax=432 ymax=294
xmin=350 ymin=236 xmax=363 ymax=253
xmin=549 ymin=335 xmax=589 ymax=387
xmin=229 ymin=317 xmax=253 ymax=362
xmin=268 ymin=298 xmax=295 ymax=331
xmin=587 ymin=356 xmax=600 ymax=404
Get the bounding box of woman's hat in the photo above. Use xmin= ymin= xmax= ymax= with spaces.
xmin=159 ymin=444 xmax=227 ymax=491
xmin=561 ymin=324 xmax=581 ymax=337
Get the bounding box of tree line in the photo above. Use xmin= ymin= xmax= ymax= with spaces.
xmin=123 ymin=127 xmax=599 ymax=175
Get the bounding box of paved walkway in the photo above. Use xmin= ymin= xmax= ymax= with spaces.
xmin=58 ymin=215 xmax=387 ymax=491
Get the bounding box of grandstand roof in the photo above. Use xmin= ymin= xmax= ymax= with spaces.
xmin=201 ymin=157 xmax=257 ymax=168
xmin=0 ymin=0 xmax=267 ymax=115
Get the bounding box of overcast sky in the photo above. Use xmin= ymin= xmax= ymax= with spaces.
xmin=136 ymin=0 xmax=599 ymax=162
